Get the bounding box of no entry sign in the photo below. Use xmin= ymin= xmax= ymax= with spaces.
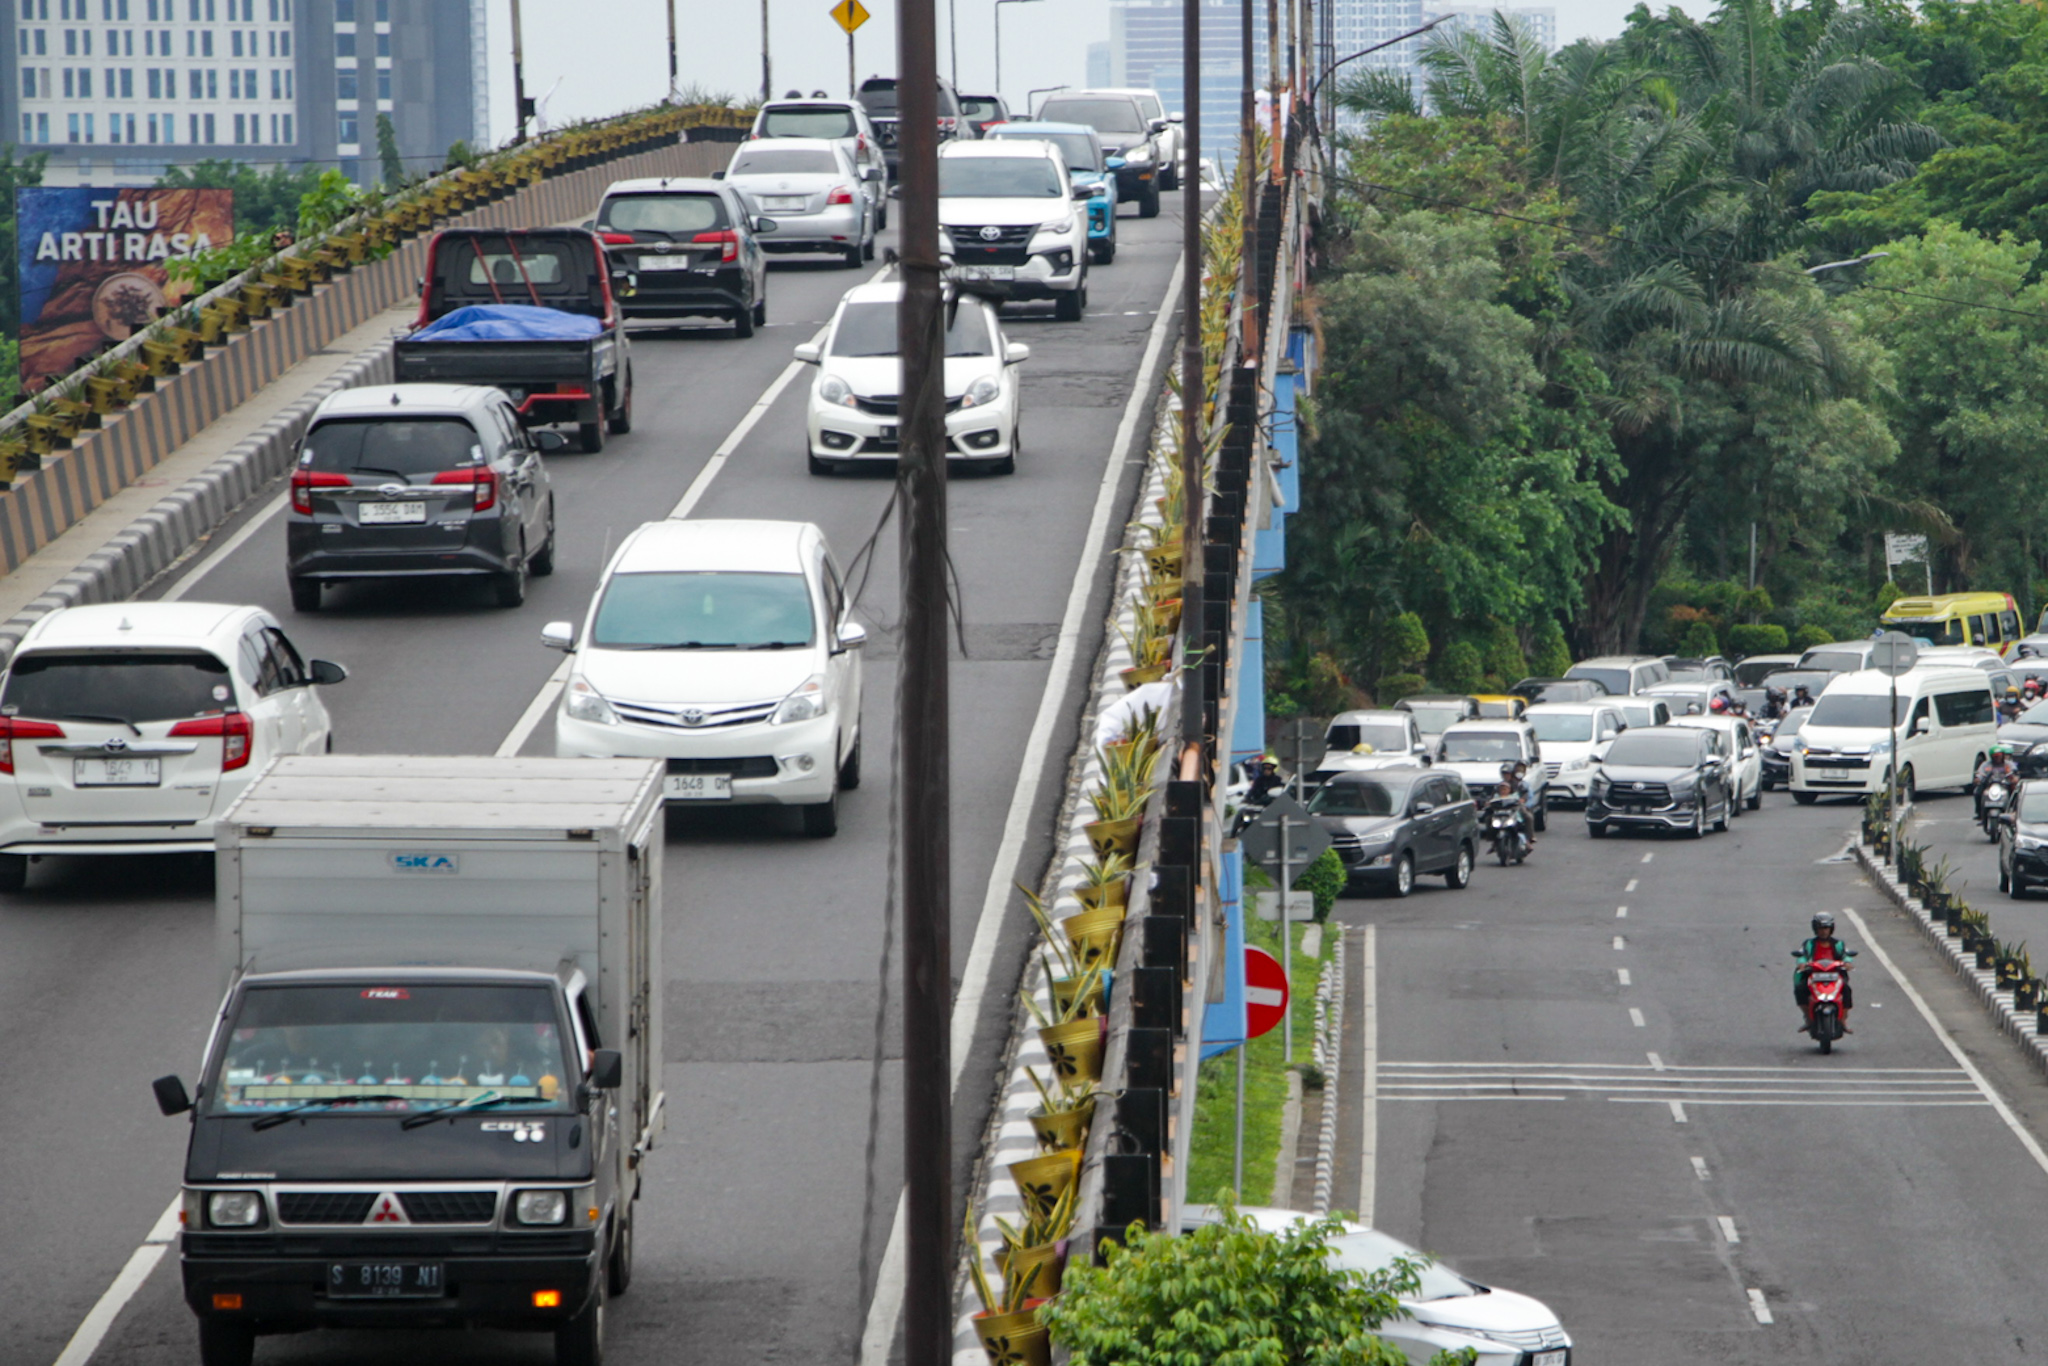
xmin=1244 ymin=946 xmax=1290 ymax=1040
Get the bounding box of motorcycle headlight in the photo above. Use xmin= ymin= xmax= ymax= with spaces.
xmin=818 ymin=374 xmax=857 ymax=408
xmin=564 ymin=677 xmax=619 ymax=726
xmin=770 ymin=673 xmax=829 ymax=725
xmin=207 ymin=1191 xmax=265 ymax=1228
xmin=962 ymin=375 xmax=1001 ymax=408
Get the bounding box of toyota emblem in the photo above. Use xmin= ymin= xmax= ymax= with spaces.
xmin=978 ymin=225 xmax=1003 ymax=242
xmin=1631 ymin=782 xmax=1644 ymax=790
xmin=104 ymin=737 xmax=127 ymax=751
xmin=378 ymin=483 xmax=405 ymax=497
xmin=681 ymin=708 xmax=706 ymax=727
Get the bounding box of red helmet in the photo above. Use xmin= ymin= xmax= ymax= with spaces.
xmin=1709 ymin=695 xmax=1729 ymax=713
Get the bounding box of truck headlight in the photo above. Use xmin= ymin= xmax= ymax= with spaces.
xmin=961 ymin=375 xmax=1000 ymax=408
xmin=818 ymin=374 xmax=857 ymax=408
xmin=770 ymin=673 xmax=828 ymax=725
xmin=208 ymin=1191 xmax=265 ymax=1228
xmin=564 ymin=677 xmax=620 ymax=726
xmin=513 ymin=1189 xmax=568 ymax=1226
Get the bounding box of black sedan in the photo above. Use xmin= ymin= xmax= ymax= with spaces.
xmin=1991 ymin=700 xmax=2048 ymax=777
xmin=1586 ymin=726 xmax=1737 ymax=838
xmin=1761 ymin=709 xmax=1805 ymax=789
xmin=1307 ymin=766 xmax=1479 ymax=897
xmin=1998 ymin=779 xmax=2048 ymax=897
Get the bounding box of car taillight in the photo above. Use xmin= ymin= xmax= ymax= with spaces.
xmin=170 ymin=712 xmax=252 ymax=771
xmin=600 ymin=232 xmax=637 ymax=246
xmin=828 ymin=185 xmax=855 ymax=205
xmin=289 ymin=469 xmax=350 ymax=514
xmin=938 ymin=115 xmax=958 ymax=134
xmin=690 ymin=230 xmax=739 ymax=264
xmin=0 ymin=717 xmax=64 ymax=774
xmin=432 ymin=467 xmax=497 ymax=512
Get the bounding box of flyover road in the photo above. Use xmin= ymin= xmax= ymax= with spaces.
xmin=1334 ymin=783 xmax=2048 ymax=1362
xmin=0 ymin=199 xmax=1189 ymax=1365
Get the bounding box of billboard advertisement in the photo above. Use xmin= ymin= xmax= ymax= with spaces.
xmin=15 ymin=186 xmax=234 ymax=393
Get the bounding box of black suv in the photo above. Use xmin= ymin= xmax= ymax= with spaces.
xmin=590 ymin=178 xmax=772 ymax=335
xmin=1308 ymin=766 xmax=1479 ymax=898
xmin=1587 ymin=726 xmax=1736 ymax=838
xmin=857 ymin=76 xmax=973 ymax=179
xmin=1998 ymin=778 xmax=2048 ymax=896
xmin=1034 ymin=89 xmax=1169 ymax=217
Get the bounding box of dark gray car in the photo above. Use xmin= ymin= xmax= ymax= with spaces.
xmin=1308 ymin=766 xmax=1479 ymax=898
xmin=1586 ymin=725 xmax=1736 ymax=838
xmin=286 ymin=384 xmax=558 ymax=612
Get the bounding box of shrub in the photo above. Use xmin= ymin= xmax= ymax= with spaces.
xmin=1678 ymin=618 xmax=1721 ymax=658
xmin=1792 ymin=624 xmax=1834 ymax=651
xmin=1375 ymin=671 xmax=1428 ymax=703
xmin=1528 ymin=618 xmax=1571 ymax=677
xmin=1382 ymin=612 xmax=1430 ymax=671
xmin=1875 ymin=580 xmax=1903 ymax=613
xmin=1480 ymin=620 xmax=1526 ymax=683
xmin=1726 ymin=623 xmax=1789 ymax=657
xmin=1435 ymin=641 xmax=1485 ymax=693
xmin=1292 ymin=848 xmax=1346 ymax=921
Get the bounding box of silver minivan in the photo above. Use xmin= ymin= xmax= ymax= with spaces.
xmin=1565 ymin=655 xmax=1672 ymax=695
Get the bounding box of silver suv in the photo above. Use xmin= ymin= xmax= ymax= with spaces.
xmin=1034 ymin=89 xmax=1170 ymax=217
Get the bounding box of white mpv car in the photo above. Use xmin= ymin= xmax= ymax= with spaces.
xmin=795 ymin=280 xmax=1029 ymax=475
xmin=545 ymin=519 xmax=865 ymax=837
xmin=0 ymin=602 xmax=346 ymax=889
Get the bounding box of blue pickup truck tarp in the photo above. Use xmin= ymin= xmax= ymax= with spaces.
xmin=412 ymin=304 xmax=603 ymax=342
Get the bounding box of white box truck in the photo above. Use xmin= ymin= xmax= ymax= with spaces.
xmin=151 ymin=755 xmax=664 ymax=1366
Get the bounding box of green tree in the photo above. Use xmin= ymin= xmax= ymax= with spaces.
xmin=376 ymin=112 xmax=405 ymax=190
xmin=156 ymin=159 xmax=325 ymax=237
xmin=1384 ymin=612 xmax=1431 ymax=672
xmin=1679 ymin=618 xmax=1722 ymax=657
xmin=1529 ymin=618 xmax=1573 ymax=676
xmin=1436 ymin=640 xmax=1486 ymax=692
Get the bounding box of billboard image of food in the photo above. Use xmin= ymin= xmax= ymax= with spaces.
xmin=15 ymin=186 xmax=234 ymax=393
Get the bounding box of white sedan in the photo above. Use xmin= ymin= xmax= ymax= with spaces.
xmin=1670 ymin=712 xmax=1764 ymax=810
xmin=1183 ymin=1206 xmax=1573 ymax=1365
xmin=793 ymin=280 xmax=1028 ymax=475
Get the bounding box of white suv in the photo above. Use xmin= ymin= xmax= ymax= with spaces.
xmin=0 ymin=602 xmax=346 ymax=889
xmin=544 ymin=519 xmax=865 ymax=837
xmin=938 ymin=139 xmax=1091 ymax=320
xmin=1524 ymin=701 xmax=1629 ymax=805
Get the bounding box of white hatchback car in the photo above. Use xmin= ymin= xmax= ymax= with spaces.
xmin=544 ymin=519 xmax=865 ymax=837
xmin=794 ymin=280 xmax=1029 ymax=475
xmin=0 ymin=602 xmax=346 ymax=888
xmin=1184 ymin=1206 xmax=1573 ymax=1366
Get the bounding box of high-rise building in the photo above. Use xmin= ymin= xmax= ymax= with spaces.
xmin=1422 ymin=5 xmax=1557 ymax=52
xmin=1086 ymin=39 xmax=1110 ymax=89
xmin=0 ymin=0 xmax=486 ymax=188
xmin=1109 ymin=0 xmax=1275 ymax=171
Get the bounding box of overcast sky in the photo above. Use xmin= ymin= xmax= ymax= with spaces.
xmin=481 ymin=0 xmax=1681 ymax=146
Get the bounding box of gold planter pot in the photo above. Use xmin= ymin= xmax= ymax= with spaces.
xmin=975 ymin=1305 xmax=1051 ymax=1366
xmin=1030 ymin=1096 xmax=1095 ymax=1152
xmin=1061 ymin=905 xmax=1125 ymax=971
xmin=1000 ymin=1240 xmax=1067 ymax=1298
xmin=1074 ymin=879 xmax=1128 ymax=912
xmin=1119 ymin=662 xmax=1170 ymax=691
xmin=1038 ymin=1016 xmax=1104 ymax=1084
xmin=1008 ymin=1148 xmax=1082 ymax=1220
xmin=1144 ymin=544 xmax=1184 ymax=580
xmin=1049 ymin=972 xmax=1104 ymax=1020
xmin=1084 ymin=816 xmax=1141 ymax=860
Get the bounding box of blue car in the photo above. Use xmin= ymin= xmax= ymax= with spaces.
xmin=984 ymin=120 xmax=1119 ymax=265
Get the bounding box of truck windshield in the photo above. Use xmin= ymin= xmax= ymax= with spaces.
xmin=592 ymin=570 xmax=816 ymax=649
xmin=206 ymin=983 xmax=574 ymax=1116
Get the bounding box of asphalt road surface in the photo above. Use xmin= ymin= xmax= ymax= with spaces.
xmin=1 ymin=197 xmax=1188 ymax=1365
xmin=1338 ymin=783 xmax=2048 ymax=1363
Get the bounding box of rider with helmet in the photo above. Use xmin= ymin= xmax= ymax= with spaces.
xmin=1793 ymin=911 xmax=1857 ymax=1034
xmin=2000 ymin=686 xmax=2025 ymax=726
xmin=1495 ymin=761 xmax=1536 ymax=849
xmin=1976 ymin=744 xmax=2018 ymax=822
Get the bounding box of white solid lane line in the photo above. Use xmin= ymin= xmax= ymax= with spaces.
xmin=1838 ymin=903 xmax=2048 ymax=1181
xmin=1747 ymin=1288 xmax=1773 ymax=1324
xmin=1691 ymin=1155 xmax=1711 ymax=1180
xmin=159 ymin=493 xmax=289 ymax=600
xmin=1719 ymin=1215 xmax=1741 ymax=1244
xmin=50 ymin=1197 xmax=181 ymax=1366
xmin=1359 ymin=923 xmax=1379 ymax=1225
xmin=858 ymin=255 xmax=1188 ymax=1366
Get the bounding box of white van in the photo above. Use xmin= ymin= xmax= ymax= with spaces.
xmin=1789 ymin=666 xmax=1995 ymax=803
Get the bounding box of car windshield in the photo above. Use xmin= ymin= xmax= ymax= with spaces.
xmin=939 ymin=155 xmax=1064 ymax=197
xmin=1326 ymin=1230 xmax=1477 ymax=1301
xmin=828 ymin=299 xmax=994 ymax=357
xmin=591 ymin=571 xmax=815 ymax=650
xmin=960 ymin=97 xmax=1002 ymax=119
xmin=1767 ymin=670 xmax=1833 ymax=696
xmin=1039 ymin=98 xmax=1145 ymax=133
xmin=1616 ymin=702 xmax=1661 ymax=727
xmin=1528 ymin=713 xmax=1594 ymax=742
xmin=858 ymin=84 xmax=898 ymax=113
xmin=2 ymin=649 xmax=233 ymax=724
xmin=1604 ymin=731 xmax=1705 ymax=766
xmin=204 ymin=982 xmax=574 ymax=1116
xmin=730 ymin=148 xmax=841 ymax=176
xmin=1805 ymin=693 xmax=1907 ymax=729
xmin=1403 ymin=704 xmax=1464 ymax=737
xmin=1664 ymin=664 xmax=1719 ymax=683
xmin=1735 ymin=659 xmax=1791 ymax=687
xmin=302 ymin=417 xmax=481 ymax=480
xmin=994 ymin=131 xmax=1099 ymax=171
xmin=2019 ymin=790 xmax=2048 ymax=822
xmin=1886 ymin=616 xmax=1966 ymax=647
xmin=1567 ymin=666 xmax=1632 ymax=694
xmin=1773 ymin=710 xmax=1806 ymax=737
xmin=760 ymin=107 xmax=858 ymax=138
xmin=1439 ymin=732 xmax=1522 ymax=762
xmin=599 ymin=194 xmax=725 ymax=235
xmin=1308 ymin=779 xmax=1405 ymax=818
xmin=1800 ymin=649 xmax=1868 ymax=673
xmin=1325 ymin=722 xmax=1409 ymax=754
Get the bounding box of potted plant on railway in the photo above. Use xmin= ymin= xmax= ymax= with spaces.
xmin=1075 ymin=852 xmax=1135 ymax=912
xmin=1025 ymin=1065 xmax=1098 ymax=1153
xmin=969 ymin=1208 xmax=1054 ymax=1366
xmin=997 ymin=1179 xmax=1079 ymax=1301
xmin=1085 ymin=772 xmax=1151 ymax=861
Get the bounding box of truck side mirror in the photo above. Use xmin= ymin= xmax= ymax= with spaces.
xmin=153 ymin=1074 xmax=192 ymax=1116
xmin=308 ymin=659 xmax=348 ymax=686
xmin=589 ymin=1049 xmax=623 ymax=1089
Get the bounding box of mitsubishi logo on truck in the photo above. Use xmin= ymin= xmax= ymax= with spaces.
xmin=367 ymin=1194 xmax=410 ymax=1225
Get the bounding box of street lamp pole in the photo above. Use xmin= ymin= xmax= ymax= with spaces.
xmin=1306 ymin=14 xmax=1448 ymax=114
xmin=993 ymin=0 xmax=1041 ymax=106
xmin=761 ymin=0 xmax=773 ymax=106
xmin=509 ymin=0 xmax=531 ymax=145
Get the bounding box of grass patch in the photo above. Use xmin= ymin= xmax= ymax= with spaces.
xmin=1184 ymin=909 xmax=1333 ymax=1207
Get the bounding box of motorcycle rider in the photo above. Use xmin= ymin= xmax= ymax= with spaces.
xmin=1975 ymin=744 xmax=2018 ymax=822
xmin=1793 ymin=910 xmax=1856 ymax=1034
xmin=2000 ymin=686 xmax=2026 ymax=726
xmin=1792 ymin=685 xmax=1816 ymax=709
xmin=1246 ymin=754 xmax=1285 ymax=805
xmin=1489 ymin=774 xmax=1533 ymax=856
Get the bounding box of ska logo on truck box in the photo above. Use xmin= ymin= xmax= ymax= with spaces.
xmin=481 ymin=1120 xmax=548 ymax=1141
xmin=389 ymin=852 xmax=459 ymax=874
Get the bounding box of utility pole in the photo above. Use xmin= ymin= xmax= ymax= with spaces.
xmin=509 ymin=0 xmax=531 ymax=144
xmin=1240 ymin=0 xmax=1258 ymax=361
xmin=761 ymin=0 xmax=773 ymax=105
xmin=896 ymin=0 xmax=952 ymax=1360
xmin=666 ymin=0 xmax=679 ymax=101
xmin=1267 ymin=0 xmax=1281 ymax=183
xmin=1181 ymin=0 xmax=1205 ymax=759
xmin=949 ymin=0 xmax=959 ymax=88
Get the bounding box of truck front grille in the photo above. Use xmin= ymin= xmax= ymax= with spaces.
xmin=277 ymin=1192 xmax=377 ymax=1225
xmin=400 ymin=1191 xmax=499 ymax=1224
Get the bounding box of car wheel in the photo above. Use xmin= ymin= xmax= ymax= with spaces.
xmin=753 ymin=297 xmax=768 ymax=327
xmin=1792 ymin=790 xmax=1818 ymax=805
xmin=1161 ymin=160 xmax=1179 ymax=191
xmin=494 ymin=542 xmax=528 ymax=608
xmin=288 ymin=576 xmax=322 ymax=613
xmin=0 ymin=853 xmax=26 ymax=893
xmin=733 ymin=305 xmax=756 ymax=339
xmin=801 ymin=791 xmax=840 ymax=838
xmin=1138 ymin=179 xmax=1161 ymax=218
xmin=554 ymin=1280 xmax=605 ymax=1366
xmin=606 ymin=375 xmax=633 ymax=434
xmin=1444 ymin=843 xmax=1473 ymax=889
xmin=579 ymin=417 xmax=606 ymax=453
xmin=529 ymin=501 xmax=557 ymax=576
xmin=838 ymin=737 xmax=861 ymax=791
xmin=1898 ymin=765 xmax=1916 ymax=804
xmin=1688 ymin=803 xmax=1705 ymax=839
xmin=1588 ymin=820 xmax=1608 ymax=839
xmin=993 ymin=425 xmax=1018 ymax=476
xmin=1535 ymin=796 xmax=1548 ymax=833
xmin=1054 ymin=287 xmax=1084 ymax=322
xmin=1713 ymin=788 xmax=1729 ymax=832
xmin=863 ymin=233 xmax=876 ymax=262
xmin=2014 ymin=874 xmax=2030 ymax=900
xmin=1091 ymin=237 xmax=1117 ymax=264
xmin=1748 ymin=781 xmax=1762 ymax=810
xmin=1389 ymin=851 xmax=1414 ymax=898
xmin=808 ymin=449 xmax=836 ymax=476
xmin=198 ymin=1318 xmax=255 ymax=1366
xmin=843 ymin=243 xmax=864 ymax=269
xmin=607 ymin=1210 xmax=634 ymax=1297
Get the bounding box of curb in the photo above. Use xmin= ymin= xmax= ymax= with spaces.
xmin=1275 ymin=1070 xmax=1302 ymax=1206
xmin=0 ymin=337 xmax=396 ymax=657
xmin=1852 ymin=840 xmax=2048 ymax=1078
xmin=1310 ymin=933 xmax=1345 ymax=1216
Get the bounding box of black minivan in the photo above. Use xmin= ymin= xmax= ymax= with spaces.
xmin=1308 ymin=766 xmax=1479 ymax=897
xmin=1586 ymin=725 xmax=1736 ymax=837
xmin=286 ymin=384 xmax=559 ymax=611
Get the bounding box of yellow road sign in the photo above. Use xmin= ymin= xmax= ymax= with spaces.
xmin=830 ymin=0 xmax=869 ymax=32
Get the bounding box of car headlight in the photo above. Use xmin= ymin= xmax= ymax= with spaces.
xmin=513 ymin=1189 xmax=568 ymax=1226
xmin=818 ymin=374 xmax=857 ymax=408
xmin=939 ymin=229 xmax=957 ymax=254
xmin=1562 ymin=756 xmax=1590 ymax=771
xmin=1353 ymin=829 xmax=1396 ymax=846
xmin=1032 ymin=215 xmax=1075 ymax=242
xmin=208 ymin=1191 xmax=265 ymax=1228
xmin=770 ymin=673 xmax=829 ymax=725
xmin=1122 ymin=147 xmax=1153 ymax=166
xmin=564 ymin=677 xmax=619 ymax=726
xmin=961 ymin=375 xmax=1001 ymax=408
xmin=1793 ymin=736 xmax=1810 ymax=752
xmin=1088 ymin=183 xmax=1110 ymax=197
xmin=2019 ymin=836 xmax=2045 ymax=852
